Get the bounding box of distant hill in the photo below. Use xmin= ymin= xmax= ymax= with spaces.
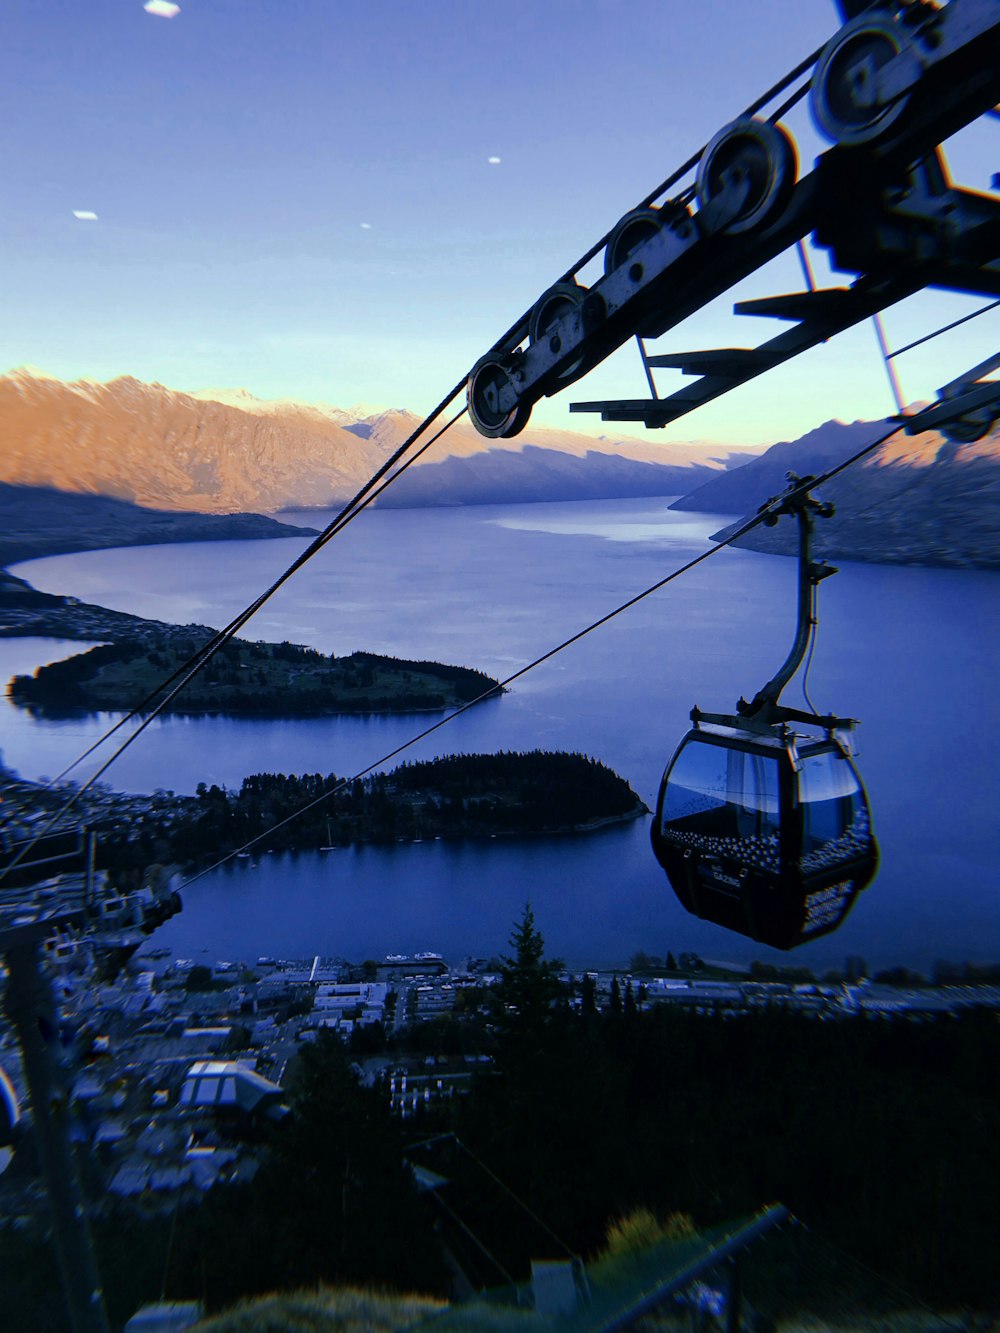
xmin=0 ymin=483 xmax=317 ymax=568
xmin=0 ymin=367 xmax=756 ymax=514
xmin=671 ymin=417 xmax=1000 ymax=569
xmin=669 ymin=419 xmax=883 ymax=515
xmin=0 ymin=367 xmax=396 ymax=513
xmin=372 ymin=443 xmax=740 ymax=507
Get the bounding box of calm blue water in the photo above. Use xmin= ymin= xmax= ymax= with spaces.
xmin=4 ymin=498 xmax=997 ymax=972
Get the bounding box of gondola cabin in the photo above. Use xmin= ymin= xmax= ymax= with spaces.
xmin=652 ymin=717 xmax=877 ymax=950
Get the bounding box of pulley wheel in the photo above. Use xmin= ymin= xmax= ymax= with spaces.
xmin=941 ymin=407 xmax=997 ymax=445
xmin=604 ymin=207 xmax=663 ymax=277
xmin=528 ymin=281 xmax=587 ymax=383
xmin=810 ymin=12 xmax=919 ymax=146
xmin=467 ymin=355 xmax=530 ymax=439
xmin=696 ymin=119 xmax=797 ymax=235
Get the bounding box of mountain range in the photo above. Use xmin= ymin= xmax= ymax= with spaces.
xmin=1 ymin=367 xmax=997 ymax=569
xmin=0 ymin=482 xmax=317 ymax=569
xmin=673 ymin=417 xmax=1000 ymax=569
xmin=0 ymin=367 xmax=755 ymax=514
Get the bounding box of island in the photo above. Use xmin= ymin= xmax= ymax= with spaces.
xmin=9 ymin=637 xmax=502 ymax=717
xmin=0 ymin=752 xmax=648 ymax=883
xmin=1 ymin=484 xmax=504 ymax=717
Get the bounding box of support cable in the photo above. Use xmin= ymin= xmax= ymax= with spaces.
xmin=872 ymin=311 xmax=907 ymax=415
xmin=765 ymin=77 xmax=812 ymax=126
xmin=408 ymin=1131 xmax=580 ymax=1264
xmin=787 ymin=1216 xmax=966 ymax=1330
xmin=0 ymin=403 xmax=467 ymax=888
xmin=425 ymin=1189 xmax=521 ymax=1296
xmin=452 ymin=1137 xmax=580 ymax=1263
xmin=175 ymin=420 xmax=901 ymax=893
xmin=886 ymin=297 xmax=1000 ymax=360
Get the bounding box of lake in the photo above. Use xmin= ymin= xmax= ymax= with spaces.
xmin=4 ymin=497 xmax=997 ymax=973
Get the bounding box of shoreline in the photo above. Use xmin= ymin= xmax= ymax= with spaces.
xmin=2 ymin=573 xmax=504 ymax=718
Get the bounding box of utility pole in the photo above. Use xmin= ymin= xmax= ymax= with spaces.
xmin=1 ymin=783 xmax=180 ymax=1327
xmin=1 ymin=917 xmax=110 ymax=1333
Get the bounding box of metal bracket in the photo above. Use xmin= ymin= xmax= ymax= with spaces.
xmin=899 ymin=350 xmax=1000 ymax=440
xmin=737 ymin=475 xmax=839 ymax=722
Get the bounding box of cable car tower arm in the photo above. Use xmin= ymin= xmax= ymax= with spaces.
xmin=467 ymin=0 xmax=1000 ymax=439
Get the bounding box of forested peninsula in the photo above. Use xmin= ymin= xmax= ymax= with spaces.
xmin=10 ymin=637 xmax=501 ymax=717
xmin=0 ymin=488 xmax=503 ymax=717
xmin=74 ymin=751 xmax=648 ymax=876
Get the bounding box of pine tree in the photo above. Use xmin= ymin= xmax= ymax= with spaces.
xmin=580 ymin=972 xmax=597 ymax=1019
xmin=497 ymin=903 xmax=563 ymax=1041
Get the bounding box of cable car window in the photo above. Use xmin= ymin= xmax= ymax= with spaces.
xmin=730 ymin=749 xmax=781 ymax=843
xmin=660 ymin=740 xmax=781 ymax=874
xmin=662 ymin=741 xmax=730 ymax=827
xmin=798 ymin=749 xmax=870 ymax=872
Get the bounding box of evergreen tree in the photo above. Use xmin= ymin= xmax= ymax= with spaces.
xmin=580 ymin=972 xmax=597 ymax=1019
xmin=497 ymin=903 xmax=563 ymax=1051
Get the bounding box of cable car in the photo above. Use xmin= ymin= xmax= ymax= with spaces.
xmin=652 ymin=476 xmax=878 ymax=949
xmin=652 ymin=711 xmax=877 ymax=950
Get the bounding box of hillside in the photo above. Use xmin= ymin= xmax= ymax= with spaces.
xmin=671 ymin=417 xmax=1000 ymax=569
xmin=669 ymin=418 xmax=884 ymax=514
xmin=371 ymin=442 xmax=736 ymax=507
xmin=0 ymin=367 xmax=395 ymax=513
xmin=0 ymin=367 xmax=755 ymax=514
xmin=0 ymin=482 xmax=317 ymax=568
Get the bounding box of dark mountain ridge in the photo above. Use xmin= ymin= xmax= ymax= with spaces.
xmin=0 ymin=482 xmax=317 ymax=569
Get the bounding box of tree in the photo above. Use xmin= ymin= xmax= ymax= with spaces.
xmin=175 ymin=1033 xmax=446 ymax=1310
xmin=580 ymin=972 xmax=597 ymax=1019
xmin=497 ymin=904 xmax=563 ymax=1043
xmin=629 ymin=951 xmax=659 ymax=975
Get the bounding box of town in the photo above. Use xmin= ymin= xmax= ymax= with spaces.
xmin=3 ymin=923 xmax=999 ymax=1226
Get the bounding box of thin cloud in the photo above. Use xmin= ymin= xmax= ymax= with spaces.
xmin=360 ymin=222 xmax=372 ymax=230
xmin=488 ymin=156 xmax=502 ymax=165
xmin=144 ymin=1 xmax=181 ymax=17
xmin=72 ymin=210 xmax=99 ymax=221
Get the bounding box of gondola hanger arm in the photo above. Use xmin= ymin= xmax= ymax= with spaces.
xmin=737 ymin=473 xmax=838 ymax=722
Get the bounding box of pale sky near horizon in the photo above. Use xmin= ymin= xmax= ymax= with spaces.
xmin=0 ymin=0 xmax=995 ymax=448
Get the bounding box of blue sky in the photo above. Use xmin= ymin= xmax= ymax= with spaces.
xmin=0 ymin=0 xmax=995 ymax=447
